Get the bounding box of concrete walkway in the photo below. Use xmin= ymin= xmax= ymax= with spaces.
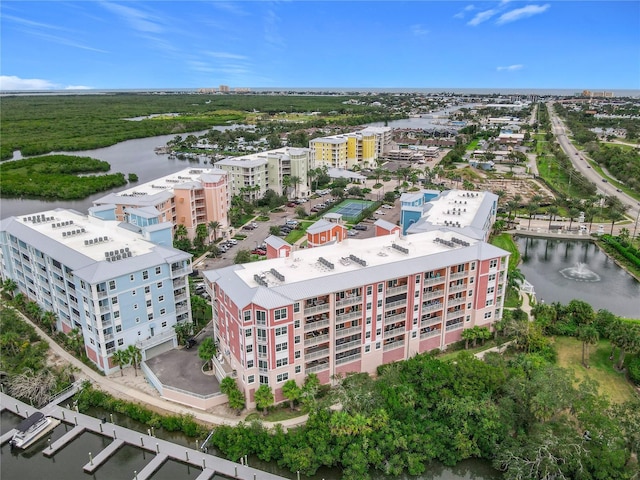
xmin=3 ymin=304 xmax=310 ymax=431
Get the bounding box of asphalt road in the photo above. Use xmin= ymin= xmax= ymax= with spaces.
xmin=547 ymin=103 xmax=640 ymax=222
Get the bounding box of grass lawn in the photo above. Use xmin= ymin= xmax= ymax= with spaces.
xmin=438 ymin=340 xmax=498 ymax=362
xmin=554 ymin=336 xmax=637 ymax=403
xmin=285 ymin=229 xmax=306 ymax=244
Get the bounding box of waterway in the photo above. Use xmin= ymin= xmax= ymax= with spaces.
xmin=515 ymin=236 xmax=640 ymax=318
xmin=0 ymin=127 xmax=237 ymax=220
xmin=1 ymin=408 xmax=501 ymax=480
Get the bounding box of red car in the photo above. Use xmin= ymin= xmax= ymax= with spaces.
xmin=287 ymin=202 xmax=297 ymax=207
xmin=251 ymin=249 xmax=267 ymax=256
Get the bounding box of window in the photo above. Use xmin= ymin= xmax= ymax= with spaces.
xmin=115 ymin=324 xmax=122 ymax=332
xmin=143 ymin=270 xmax=149 ymax=280
xmin=246 ymin=344 xmax=253 ymax=353
xmin=256 ymin=311 xmax=266 ymax=325
xmin=366 ymin=317 xmax=372 ymax=325
xmin=365 ymin=345 xmax=371 ymax=353
xmin=245 ymin=328 xmax=252 ymax=337
xmin=276 ymin=358 xmax=288 ymax=367
xmin=295 ymin=366 xmax=301 ymax=374
xmin=275 ymin=326 xmax=288 ymax=336
xmin=376 ymin=328 xmax=382 ymax=336
xmin=87 ymin=325 xmax=92 ymax=332
xmin=118 ymin=338 xmax=124 ymax=346
xmin=366 ymin=331 xmax=371 ymax=339
xmin=377 ymin=283 xmax=383 ymax=293
xmin=276 ymin=342 xmax=288 ymax=352
xmin=157 ymin=281 xmax=163 ymax=289
xmin=135 ymin=317 xmax=140 ymax=323
xmin=130 ymin=275 xmax=135 ymax=282
xmin=376 ymin=342 xmax=381 ymax=350
xmin=111 ymin=297 xmax=118 ymax=305
xmin=294 ymin=335 xmax=300 ymax=344
xmin=294 ymin=350 xmax=301 ymax=359
xmin=146 ymin=300 xmax=152 ymax=307
xmin=488 ymin=273 xmax=496 ymax=282
xmin=160 ymin=308 xmax=166 ymax=315
xmin=247 ymin=360 xmax=254 ymax=368
xmin=294 ymin=302 xmax=300 ymax=313
xmin=132 ymin=290 xmax=137 ymax=296
xmin=415 ymin=274 xmax=421 ymax=283
xmin=486 ymin=299 xmax=494 ymax=307
xmin=376 ymin=314 xmax=382 ymax=323
xmin=109 ymin=280 xmax=116 ymax=290
xmin=366 ymin=285 xmax=372 ymax=295
xmin=147 ymin=314 xmax=153 ymax=321
xmin=366 ymin=302 xmax=372 ymax=311
xmin=90 ymin=338 xmax=95 ymax=345
xmin=277 ymin=373 xmax=289 ymax=383
xmin=161 ymin=321 xmax=167 ymax=327
xmin=155 ymin=266 xmax=161 ymax=275
xmin=247 ymin=375 xmax=255 ymax=384
xmin=134 ymin=304 xmax=139 ymax=310
xmin=257 ymin=328 xmax=266 ymax=340
xmin=259 ymin=375 xmax=269 ymax=385
xmin=487 ymin=286 xmax=495 ymax=295
xmin=490 ymin=259 xmax=498 ymax=269
xmin=114 ymin=311 xmax=120 ymax=319
xmin=145 ymin=286 xmax=150 ymax=294
xmin=294 ymin=319 xmax=300 ymax=328
xmin=484 ymin=311 xmax=492 ymax=319
xmin=414 ymin=290 xmax=419 ymax=298
xmin=274 ymin=308 xmax=287 ymax=321
xmin=471 ymin=262 xmax=476 ymax=271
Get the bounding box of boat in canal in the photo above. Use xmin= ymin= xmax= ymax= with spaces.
xmin=9 ymin=412 xmax=60 ymax=449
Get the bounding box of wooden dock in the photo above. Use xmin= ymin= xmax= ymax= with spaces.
xmin=1 ymin=392 xmax=286 ymax=480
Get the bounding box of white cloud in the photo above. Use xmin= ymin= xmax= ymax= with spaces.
xmin=454 ymin=4 xmax=475 ymax=19
xmin=264 ymin=7 xmax=284 ymax=48
xmin=204 ymin=51 xmax=249 ymax=60
xmin=497 ymin=64 xmax=524 ymax=71
xmin=0 ymin=75 xmax=58 ymax=91
xmin=411 ymin=24 xmax=429 ymax=36
xmin=496 ymin=4 xmax=550 ymax=25
xmin=101 ymin=2 xmax=164 ymax=34
xmin=468 ymin=8 xmax=498 ymax=26
xmin=210 ymin=2 xmax=249 ymax=16
xmin=65 ymin=85 xmax=93 ymax=90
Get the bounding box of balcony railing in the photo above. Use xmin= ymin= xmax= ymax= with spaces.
xmin=450 ymin=271 xmax=467 ymax=280
xmin=135 ymin=328 xmax=177 ymax=350
xmin=335 ymin=310 xmax=362 ymax=322
xmin=171 ymin=266 xmax=191 ymax=278
xmin=174 ymin=293 xmax=188 ymax=303
xmin=448 ymin=284 xmax=467 ymax=293
xmin=305 ymin=347 xmax=330 ymax=361
xmin=384 ymin=299 xmax=406 ymax=310
xmin=305 ymin=333 xmax=330 ymax=346
xmin=384 ymin=326 xmax=406 ymax=338
xmin=445 ymin=322 xmax=464 ymax=332
xmin=386 ymin=285 xmax=408 ymax=296
xmin=335 ymin=339 xmax=361 ymax=352
xmin=422 ymin=302 xmax=443 ymax=313
xmin=304 ymin=303 xmax=330 ymax=315
xmin=95 ymin=290 xmax=108 ymax=299
xmin=447 ymin=297 xmax=466 ymax=307
xmin=335 ymin=353 xmax=361 ymax=365
xmin=423 ymin=290 xmax=444 ymax=300
xmin=384 ymin=312 xmax=407 ymax=325
xmin=420 ymin=315 xmax=442 ymax=327
xmin=306 ymin=363 xmax=329 ymax=374
xmin=335 ymin=295 xmax=362 ymax=308
xmin=423 ymin=276 xmax=445 ymax=286
xmin=335 ymin=326 xmax=362 ymax=338
xmin=446 ymin=310 xmax=465 ymax=320
xmin=304 ymin=319 xmax=330 ymax=332
xmin=383 ymin=341 xmax=404 ymax=352
xmin=420 ymin=329 xmax=441 ymax=340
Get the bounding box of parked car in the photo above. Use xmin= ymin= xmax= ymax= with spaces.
xmin=375 ymin=210 xmax=386 ymax=215
xmin=347 ymin=230 xmax=358 ymax=236
xmin=242 ymin=224 xmax=255 ymax=230
xmin=382 ymin=204 xmax=394 ymax=209
xmin=353 ymin=224 xmax=368 ymax=231
xmin=251 ymin=248 xmax=267 ymax=256
xmin=228 ymin=239 xmax=238 ymax=245
xmin=287 ymin=202 xmax=297 ymax=207
xmin=185 ymin=338 xmax=197 ymax=349
xmin=286 ymin=220 xmax=299 ymax=226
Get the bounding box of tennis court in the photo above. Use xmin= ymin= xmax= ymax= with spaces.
xmin=329 ymin=199 xmax=376 ymax=221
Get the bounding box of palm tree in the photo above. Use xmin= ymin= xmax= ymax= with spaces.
xmin=112 ymin=349 xmax=130 ymax=377
xmin=41 ymin=311 xmax=57 ymax=336
xmin=461 ymin=328 xmax=475 ymax=350
xmin=207 ymin=221 xmax=221 ymax=242
xmin=198 ymin=337 xmax=217 ymax=371
xmin=577 ymin=325 xmax=599 ymax=368
xmin=526 ymin=202 xmax=539 ymax=229
xmin=125 ymin=345 xmax=142 ymax=377
xmin=506 ymin=200 xmax=519 ymax=222
xmin=567 ymin=207 xmax=580 ymax=231
xmin=254 ymin=385 xmax=274 ymax=415
xmin=281 ymin=379 xmax=302 ymax=411
xmin=290 ymin=176 xmax=301 ymax=199
xmin=26 ymin=301 xmax=42 ymax=322
xmin=282 ymin=175 xmax=292 ymax=197
xmin=174 ymin=224 xmax=188 ymax=240
xmin=2 ymin=278 xmax=17 ymax=299
xmin=547 ymin=205 xmax=559 ymax=229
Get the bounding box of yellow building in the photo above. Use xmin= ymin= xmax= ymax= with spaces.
xmin=311 ymin=127 xmax=390 ymax=169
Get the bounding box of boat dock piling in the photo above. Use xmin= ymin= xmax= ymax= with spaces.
xmin=1 ymin=391 xmax=286 ymax=479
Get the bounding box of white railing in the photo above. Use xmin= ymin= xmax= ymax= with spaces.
xmin=421 ymin=316 xmax=442 ymax=327
xmin=386 ymin=285 xmax=408 ymax=296
xmin=424 ymin=276 xmax=445 ymax=286
xmin=384 ymin=312 xmax=407 ymax=325
xmin=423 ymin=290 xmax=444 ymax=300
xmin=422 ymin=303 xmax=443 ymax=312
xmin=306 ymin=363 xmax=330 ymax=374
xmin=446 ymin=311 xmax=464 ymax=321
xmin=304 ymin=303 xmax=330 ymax=315
xmin=384 ymin=326 xmax=406 ymax=338
xmin=335 ymin=339 xmax=361 ymax=352
xmin=136 ymin=328 xmax=177 ymax=350
xmin=420 ymin=329 xmax=441 ymax=340
xmin=448 ymin=284 xmax=467 ymax=293
xmin=450 ymin=271 xmax=467 ymax=280
xmin=305 ymin=333 xmax=330 ymax=346
xmin=335 ymin=353 xmax=361 ymax=365
xmin=335 ymin=296 xmax=362 ymax=308
xmin=335 ymin=326 xmax=362 ymax=338
xmin=445 ymin=321 xmax=464 ymax=331
xmin=384 ymin=299 xmax=406 ymax=310
xmin=305 ymin=348 xmax=330 ymax=361
xmin=304 ymin=319 xmax=330 ymax=332
xmin=335 ymin=310 xmax=362 ymax=322
xmin=383 ymin=341 xmax=404 ymax=352
xmin=447 ymin=297 xmax=466 ymax=307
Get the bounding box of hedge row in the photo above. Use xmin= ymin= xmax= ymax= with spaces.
xmin=601 ymin=234 xmax=640 ymax=268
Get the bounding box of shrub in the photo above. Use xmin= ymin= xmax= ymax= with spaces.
xmin=628 ymin=356 xmax=640 ymax=386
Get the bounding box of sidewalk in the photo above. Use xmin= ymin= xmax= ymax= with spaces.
xmin=7 ymin=304 xmax=310 ymax=431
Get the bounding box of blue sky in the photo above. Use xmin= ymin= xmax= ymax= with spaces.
xmin=1 ymin=1 xmax=639 ymax=91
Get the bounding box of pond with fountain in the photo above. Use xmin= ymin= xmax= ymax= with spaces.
xmin=515 ymin=236 xmax=640 ymax=318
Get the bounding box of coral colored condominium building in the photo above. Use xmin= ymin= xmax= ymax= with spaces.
xmin=204 ymin=229 xmax=509 ymax=407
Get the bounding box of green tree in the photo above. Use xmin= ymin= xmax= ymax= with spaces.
xmin=2 ymin=278 xmax=17 ymax=299
xmin=207 ymin=220 xmax=221 ymax=242
xmin=111 ymin=349 xmax=129 ymax=377
xmin=281 ymin=379 xmax=302 ymax=411
xmin=174 ymin=321 xmax=193 ymax=345
xmin=234 ymin=249 xmax=252 ymax=264
xmin=577 ymin=324 xmax=599 ymax=368
xmin=194 ymin=223 xmax=208 ymax=250
xmin=66 ymin=328 xmax=84 ymax=357
xmin=125 ymin=344 xmax=142 ymax=377
xmin=26 ymin=301 xmax=42 ymax=323
xmin=254 ymin=384 xmax=274 ymax=415
xmin=41 ymin=310 xmax=57 ymax=335
xmin=290 ymin=175 xmax=301 ymax=199
xmin=198 ymin=337 xmax=217 ymax=370
xmin=461 ymin=328 xmax=475 ymax=350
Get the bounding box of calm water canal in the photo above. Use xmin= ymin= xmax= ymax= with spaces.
xmin=515 ymin=236 xmax=640 ymax=318
xmin=1 ymin=409 xmax=501 ymax=480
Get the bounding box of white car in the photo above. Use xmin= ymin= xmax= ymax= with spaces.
xmin=382 ymin=204 xmax=394 ymax=209
xmin=375 ymin=210 xmax=385 ymax=215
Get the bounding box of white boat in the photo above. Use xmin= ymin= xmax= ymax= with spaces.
xmin=9 ymin=412 xmax=60 ymax=449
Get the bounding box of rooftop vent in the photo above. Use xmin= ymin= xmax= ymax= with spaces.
xmin=348 ymin=254 xmax=367 ymax=267
xmin=392 ymin=243 xmax=409 ymax=254
xmin=270 ymin=268 xmax=285 ymax=282
xmin=318 ymin=257 xmax=334 ymax=270
xmin=254 ymin=274 xmax=268 ymax=287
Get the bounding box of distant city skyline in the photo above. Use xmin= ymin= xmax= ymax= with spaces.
xmin=1 ymin=1 xmax=639 ymax=91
